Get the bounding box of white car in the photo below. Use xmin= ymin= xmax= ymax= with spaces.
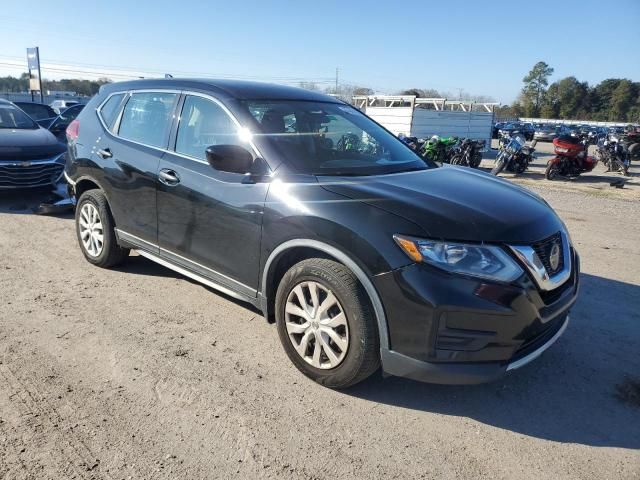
xmin=50 ymin=99 xmax=80 ymax=115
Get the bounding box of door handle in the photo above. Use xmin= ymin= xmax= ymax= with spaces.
xmin=159 ymin=168 xmax=180 ymax=186
xmin=97 ymin=148 xmax=112 ymax=159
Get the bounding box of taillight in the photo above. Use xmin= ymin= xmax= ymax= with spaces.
xmin=66 ymin=119 xmax=80 ymax=141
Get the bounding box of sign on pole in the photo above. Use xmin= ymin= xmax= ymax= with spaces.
xmin=26 ymin=47 xmax=44 ymax=103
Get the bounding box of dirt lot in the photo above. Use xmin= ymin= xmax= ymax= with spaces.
xmin=1 ymin=149 xmax=639 ymax=479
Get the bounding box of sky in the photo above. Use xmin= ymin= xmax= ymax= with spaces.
xmin=1 ymin=0 xmax=639 ymax=104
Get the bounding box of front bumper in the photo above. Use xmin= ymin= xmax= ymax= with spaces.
xmin=0 ymin=154 xmax=66 ymax=189
xmin=375 ymin=248 xmax=580 ymax=384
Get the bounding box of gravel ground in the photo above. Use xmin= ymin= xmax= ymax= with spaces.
xmin=0 ymin=162 xmax=639 ymax=479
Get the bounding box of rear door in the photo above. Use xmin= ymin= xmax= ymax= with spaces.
xmin=156 ymin=93 xmax=268 ymax=296
xmin=96 ymin=90 xmax=179 ymax=250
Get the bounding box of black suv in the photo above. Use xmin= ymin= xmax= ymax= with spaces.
xmin=65 ymin=79 xmax=579 ymax=388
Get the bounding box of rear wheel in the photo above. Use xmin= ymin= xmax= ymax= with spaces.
xmin=75 ymin=190 xmax=129 ymax=267
xmin=275 ymin=258 xmax=380 ymax=389
xmin=471 ymin=152 xmax=482 ymax=168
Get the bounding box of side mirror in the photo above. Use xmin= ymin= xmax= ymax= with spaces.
xmin=205 ymin=145 xmax=253 ymax=174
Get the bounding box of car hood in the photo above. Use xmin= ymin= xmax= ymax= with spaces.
xmin=317 ymin=166 xmax=563 ymax=244
xmin=0 ymin=127 xmax=65 ymax=160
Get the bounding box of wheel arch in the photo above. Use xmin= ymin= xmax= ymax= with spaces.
xmin=74 ymin=175 xmax=109 ymax=202
xmin=260 ymin=239 xmax=390 ymax=351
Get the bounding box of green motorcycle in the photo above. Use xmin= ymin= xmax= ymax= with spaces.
xmin=419 ymin=136 xmax=459 ymax=164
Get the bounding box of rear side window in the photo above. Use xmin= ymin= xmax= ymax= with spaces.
xmin=175 ymin=95 xmax=242 ymax=160
xmin=17 ymin=103 xmax=54 ymax=120
xmin=99 ymin=93 xmax=125 ymax=129
xmin=118 ymin=92 xmax=177 ymax=148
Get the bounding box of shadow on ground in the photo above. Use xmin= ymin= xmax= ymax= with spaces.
xmin=116 ymin=249 xmax=640 ymax=450
xmin=345 ymin=273 xmax=640 ymax=450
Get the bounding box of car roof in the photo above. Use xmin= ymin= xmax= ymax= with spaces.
xmin=99 ymin=78 xmax=342 ymax=103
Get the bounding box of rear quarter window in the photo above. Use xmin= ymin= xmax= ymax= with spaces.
xmin=98 ymin=93 xmax=126 ymax=130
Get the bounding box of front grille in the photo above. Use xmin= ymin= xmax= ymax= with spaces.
xmin=532 ymin=232 xmax=564 ymax=276
xmin=0 ymin=162 xmax=64 ymax=188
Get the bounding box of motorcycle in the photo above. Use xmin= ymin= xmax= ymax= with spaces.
xmin=398 ymin=134 xmax=420 ymax=151
xmin=420 ymin=136 xmax=459 ymax=164
xmin=544 ymin=134 xmax=599 ymax=180
xmin=491 ymin=135 xmax=536 ymax=175
xmin=449 ymin=138 xmax=486 ymax=168
xmin=617 ymin=129 xmax=640 ymax=161
xmin=595 ymin=136 xmax=630 ymax=176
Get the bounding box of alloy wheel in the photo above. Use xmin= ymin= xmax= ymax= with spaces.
xmin=284 ymin=281 xmax=349 ymax=369
xmin=79 ymin=203 xmax=104 ymax=257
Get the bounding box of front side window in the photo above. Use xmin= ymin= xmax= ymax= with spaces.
xmin=118 ymin=92 xmax=177 ymax=148
xmin=0 ymin=103 xmax=38 ymax=129
xmin=243 ymin=100 xmax=429 ymax=176
xmin=175 ymin=95 xmax=244 ymax=160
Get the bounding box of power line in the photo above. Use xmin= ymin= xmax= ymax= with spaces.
xmin=0 ymin=55 xmax=336 ymax=84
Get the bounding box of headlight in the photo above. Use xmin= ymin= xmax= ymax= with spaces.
xmin=393 ymin=235 xmax=523 ymax=282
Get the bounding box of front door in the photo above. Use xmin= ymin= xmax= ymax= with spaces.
xmin=156 ymin=94 xmax=269 ymax=296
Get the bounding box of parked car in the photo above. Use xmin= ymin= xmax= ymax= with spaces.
xmin=65 ymin=79 xmax=579 ymax=388
xmin=534 ymin=125 xmax=563 ymax=142
xmin=0 ymin=99 xmax=66 ymax=189
xmin=521 ymin=122 xmax=535 ymax=141
xmin=50 ymin=99 xmax=80 ymax=114
xmin=46 ymin=104 xmax=85 ymax=141
xmin=492 ymin=122 xmax=506 ymax=139
xmin=498 ymin=123 xmax=523 ymax=138
xmin=12 ymin=101 xmax=58 ymax=126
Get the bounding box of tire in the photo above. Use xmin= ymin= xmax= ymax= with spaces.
xmin=275 ymin=258 xmax=380 ymax=389
xmin=75 ymin=189 xmax=129 ymax=268
xmin=471 ymin=152 xmax=482 ymax=168
xmin=450 ymin=154 xmax=463 ymax=166
xmin=491 ymin=153 xmax=507 ymax=175
xmin=545 ymin=161 xmax=561 ymax=181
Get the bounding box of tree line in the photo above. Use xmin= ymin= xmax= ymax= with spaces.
xmin=496 ymin=62 xmax=640 ymax=123
xmin=0 ymin=73 xmax=110 ymax=96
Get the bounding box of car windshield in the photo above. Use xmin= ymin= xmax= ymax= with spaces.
xmin=0 ymin=103 xmax=38 ymax=129
xmin=241 ymin=100 xmax=430 ymax=176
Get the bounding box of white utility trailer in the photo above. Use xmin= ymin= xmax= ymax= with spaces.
xmin=352 ymin=95 xmax=498 ymax=145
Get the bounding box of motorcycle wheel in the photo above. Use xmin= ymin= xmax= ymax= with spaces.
xmin=545 ymin=162 xmax=562 ymax=180
xmin=471 ymin=152 xmax=482 ymax=168
xmin=514 ymin=163 xmax=527 ymax=174
xmin=491 ymin=155 xmax=507 ymax=176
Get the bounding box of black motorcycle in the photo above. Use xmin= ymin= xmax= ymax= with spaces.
xmin=450 ymin=138 xmax=485 ymax=168
xmin=491 ymin=135 xmax=536 ymax=175
xmin=596 ymin=136 xmax=630 ymax=176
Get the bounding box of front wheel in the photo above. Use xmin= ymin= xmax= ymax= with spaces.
xmin=545 ymin=161 xmax=562 ymax=180
xmin=275 ymin=258 xmax=380 ymax=389
xmin=491 ymin=153 xmax=507 ymax=175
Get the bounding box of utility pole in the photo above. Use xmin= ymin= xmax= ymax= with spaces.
xmin=335 ymin=67 xmax=339 ymax=95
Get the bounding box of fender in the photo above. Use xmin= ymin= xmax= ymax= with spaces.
xmin=547 ymin=156 xmax=562 ymax=166
xmin=261 ymin=239 xmax=390 ymax=351
xmin=68 ymin=173 xmax=112 ymax=205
